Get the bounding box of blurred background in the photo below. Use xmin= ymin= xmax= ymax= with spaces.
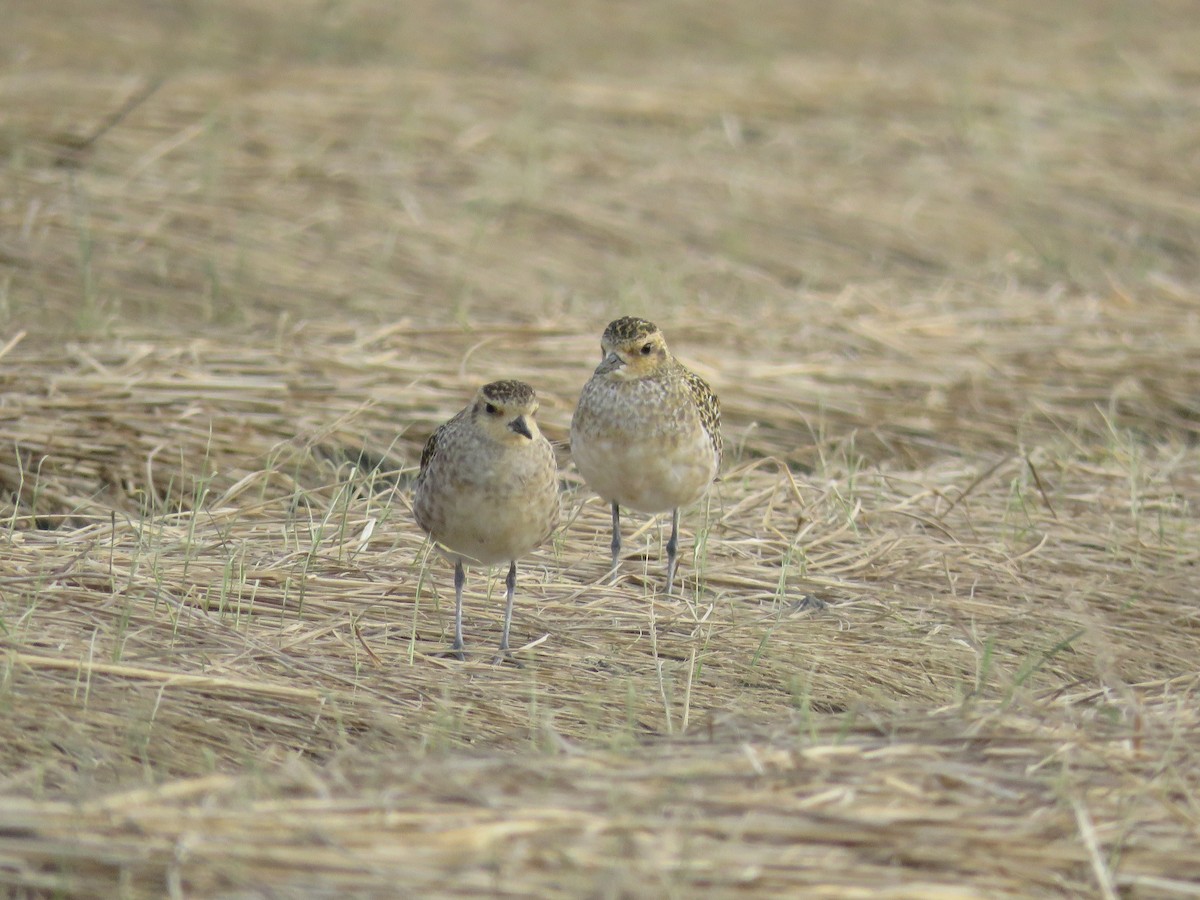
xmin=3 ymin=0 xmax=1196 ymax=335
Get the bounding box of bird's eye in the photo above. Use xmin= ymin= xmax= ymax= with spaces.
xmin=484 ymin=402 xmax=499 ymax=415
xmin=640 ymin=342 xmax=654 ymax=355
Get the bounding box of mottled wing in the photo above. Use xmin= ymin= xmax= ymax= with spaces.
xmin=418 ymin=426 xmax=443 ymax=474
xmin=419 ymin=408 xmax=464 ymax=474
xmin=683 ymin=369 xmax=722 ymax=466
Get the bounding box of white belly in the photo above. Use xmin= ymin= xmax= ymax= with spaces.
xmin=573 ymin=429 xmax=716 ymax=513
xmin=428 ymin=486 xmax=557 ymax=565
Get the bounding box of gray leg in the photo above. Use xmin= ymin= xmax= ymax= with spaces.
xmin=610 ymin=501 xmax=622 ymax=570
xmin=452 ymin=560 xmax=466 ymax=658
xmin=665 ymin=507 xmax=681 ymax=594
xmin=499 ymin=561 xmax=517 ymax=653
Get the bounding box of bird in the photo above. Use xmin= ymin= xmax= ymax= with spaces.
xmin=413 ymin=380 xmax=560 ymax=659
xmin=570 ymin=316 xmax=721 ymax=592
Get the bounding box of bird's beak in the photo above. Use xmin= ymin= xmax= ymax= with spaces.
xmin=594 ymin=351 xmax=625 ymax=375
xmin=508 ymin=415 xmax=534 ymax=439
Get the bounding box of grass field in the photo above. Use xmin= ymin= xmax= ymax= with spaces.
xmin=2 ymin=1 xmax=1200 ymax=896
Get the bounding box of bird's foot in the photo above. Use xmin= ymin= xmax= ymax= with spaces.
xmin=491 ymin=649 xmax=524 ymax=668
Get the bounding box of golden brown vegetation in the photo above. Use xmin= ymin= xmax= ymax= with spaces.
xmin=2 ymin=1 xmax=1199 ymax=896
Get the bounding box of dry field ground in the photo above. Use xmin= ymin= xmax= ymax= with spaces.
xmin=2 ymin=1 xmax=1199 ymax=896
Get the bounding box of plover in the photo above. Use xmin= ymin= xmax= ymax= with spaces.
xmin=571 ymin=316 xmax=721 ymax=591
xmin=413 ymin=380 xmax=560 ymax=658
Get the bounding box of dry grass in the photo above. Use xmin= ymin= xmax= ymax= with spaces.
xmin=2 ymin=1 xmax=1200 ymax=897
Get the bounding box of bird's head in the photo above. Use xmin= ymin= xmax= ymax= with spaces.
xmin=472 ymin=380 xmax=543 ymax=444
xmin=594 ymin=316 xmax=670 ymax=380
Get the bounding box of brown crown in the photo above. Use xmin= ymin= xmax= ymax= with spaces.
xmin=479 ymin=380 xmax=537 ymax=406
xmin=602 ymin=316 xmax=660 ymax=344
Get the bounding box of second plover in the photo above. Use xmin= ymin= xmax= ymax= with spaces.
xmin=570 ymin=316 xmax=721 ymax=592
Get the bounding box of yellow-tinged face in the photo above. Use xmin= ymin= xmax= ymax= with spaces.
xmin=595 ymin=325 xmax=670 ymax=380
xmin=472 ymin=381 xmax=543 ymax=445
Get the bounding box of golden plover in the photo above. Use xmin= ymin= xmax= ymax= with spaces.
xmin=413 ymin=380 xmax=560 ymax=658
xmin=571 ymin=316 xmax=721 ymax=591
